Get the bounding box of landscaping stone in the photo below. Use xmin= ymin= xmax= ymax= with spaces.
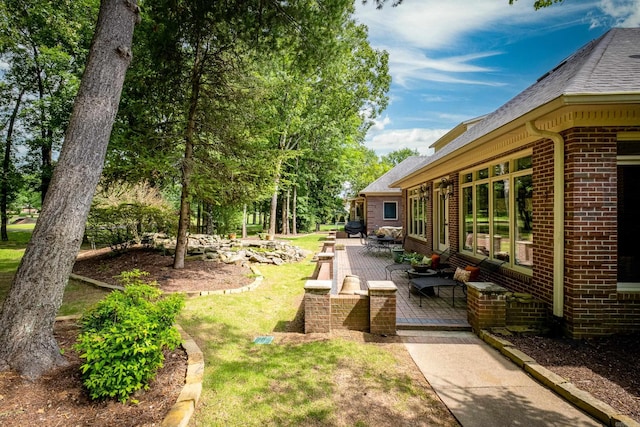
xmin=143 ymin=233 xmax=308 ymax=266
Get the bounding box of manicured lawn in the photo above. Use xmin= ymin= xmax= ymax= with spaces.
xmin=179 ymin=233 xmax=447 ymax=426
xmin=2 ymin=229 xmax=451 ymax=425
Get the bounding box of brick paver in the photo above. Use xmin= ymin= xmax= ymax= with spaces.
xmin=335 ymin=238 xmax=470 ymax=330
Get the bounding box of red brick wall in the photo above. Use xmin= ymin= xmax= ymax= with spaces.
xmin=562 ymin=127 xmax=640 ymax=337
xmin=531 ymin=138 xmax=555 ymax=305
xmin=365 ymin=195 xmax=403 ymax=233
xmin=369 ymin=290 xmax=396 ymax=335
xmin=305 ymin=291 xmax=331 ymax=333
xmin=506 ymin=296 xmax=549 ymax=327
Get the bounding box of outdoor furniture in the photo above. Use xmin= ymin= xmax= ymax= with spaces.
xmin=369 ymin=235 xmax=395 ymax=253
xmin=384 ymin=262 xmax=411 ymax=280
xmin=407 ymin=268 xmax=438 ymax=296
xmin=344 ymin=221 xmax=365 ymax=237
xmin=409 ymin=276 xmax=466 ymax=307
xmin=360 ymin=234 xmax=394 ymax=254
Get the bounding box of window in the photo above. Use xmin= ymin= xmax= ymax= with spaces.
xmin=617 ymin=134 xmax=640 ymax=288
xmin=383 ymin=201 xmax=398 ymax=220
xmin=460 ymin=153 xmax=533 ymax=271
xmin=407 ymin=186 xmax=427 ymax=239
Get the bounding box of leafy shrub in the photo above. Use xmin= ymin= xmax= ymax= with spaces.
xmin=75 ymin=270 xmax=185 ymax=403
xmin=86 ymin=182 xmax=177 ymax=252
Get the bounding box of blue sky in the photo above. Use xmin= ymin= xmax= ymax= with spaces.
xmin=355 ymin=0 xmax=640 ymax=156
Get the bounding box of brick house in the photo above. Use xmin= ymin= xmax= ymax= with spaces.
xmin=356 ymin=156 xmax=424 ymax=234
xmin=391 ymin=28 xmax=640 ymax=338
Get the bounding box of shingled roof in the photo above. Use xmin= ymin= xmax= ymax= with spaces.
xmin=360 ymin=155 xmax=426 ymax=195
xmin=393 ymin=27 xmax=640 ymax=183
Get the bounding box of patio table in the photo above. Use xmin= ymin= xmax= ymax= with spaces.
xmin=384 ymin=263 xmax=411 ymax=280
xmin=367 ymin=235 xmax=395 ymax=253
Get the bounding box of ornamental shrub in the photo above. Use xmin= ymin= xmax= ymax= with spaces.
xmin=75 ymin=270 xmax=185 ymax=403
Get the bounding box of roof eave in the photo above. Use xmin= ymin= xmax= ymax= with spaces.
xmin=393 ymin=93 xmax=640 ymax=189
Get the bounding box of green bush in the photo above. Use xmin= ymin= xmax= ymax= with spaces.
xmin=86 ymin=182 xmax=177 ymax=251
xmin=75 ymin=270 xmax=185 ymax=403
xmin=87 ymin=204 xmax=176 ymax=252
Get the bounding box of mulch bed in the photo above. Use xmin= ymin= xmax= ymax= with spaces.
xmin=0 ymin=320 xmax=187 ymax=427
xmin=72 ymin=246 xmax=254 ymax=292
xmin=502 ymin=332 xmax=640 ymax=421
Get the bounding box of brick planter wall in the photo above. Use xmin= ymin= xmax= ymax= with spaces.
xmin=506 ymin=293 xmax=549 ymax=328
xmin=303 ymin=278 xmax=397 ymax=335
xmin=467 ymin=282 xmax=508 ymax=332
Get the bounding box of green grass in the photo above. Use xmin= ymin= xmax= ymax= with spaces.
xmin=179 ymin=233 xmax=439 ymax=426
xmin=1 ymin=227 xmax=446 ymax=424
xmin=0 ymin=224 xmax=110 ymax=315
xmin=58 ymin=279 xmax=111 ymax=316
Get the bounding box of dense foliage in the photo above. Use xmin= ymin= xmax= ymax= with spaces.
xmin=75 ymin=270 xmax=185 ymax=403
xmin=86 ymin=182 xmax=176 ymax=250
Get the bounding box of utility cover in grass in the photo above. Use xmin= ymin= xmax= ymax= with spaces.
xmin=253 ymin=336 xmax=274 ymax=344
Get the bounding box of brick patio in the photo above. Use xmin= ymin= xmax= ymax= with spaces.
xmin=335 ymin=238 xmax=471 ymax=331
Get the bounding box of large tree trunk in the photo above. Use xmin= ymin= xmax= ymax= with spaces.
xmin=173 ymin=139 xmax=193 ymax=269
xmin=33 ymin=47 xmax=52 ymax=205
xmin=40 ymin=133 xmax=53 ymax=205
xmin=2 ymin=89 xmax=24 ymax=242
xmin=281 ymin=189 xmax=290 ymax=235
xmin=0 ymin=0 xmax=138 ymax=380
xmin=269 ymin=178 xmax=280 ymax=236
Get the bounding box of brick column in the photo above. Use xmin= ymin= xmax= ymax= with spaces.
xmin=304 ymin=280 xmax=332 ymax=333
xmin=368 ymin=281 xmax=397 ymax=335
xmin=466 ymin=282 xmax=508 ymax=332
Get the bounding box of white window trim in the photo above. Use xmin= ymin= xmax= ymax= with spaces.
xmin=459 ymin=151 xmax=533 ymax=275
xmin=407 ymin=186 xmax=427 ymax=240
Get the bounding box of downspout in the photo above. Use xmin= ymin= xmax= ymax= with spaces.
xmin=526 ymin=121 xmax=564 ymax=317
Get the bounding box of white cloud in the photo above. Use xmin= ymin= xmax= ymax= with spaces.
xmin=371 ymin=115 xmax=392 ymax=131
xmin=356 ymin=0 xmax=596 ymax=51
xmin=387 ymin=47 xmax=507 ymax=87
xmin=595 ymin=0 xmax=640 ymax=27
xmin=365 ymin=128 xmax=448 ymax=155
xmin=356 ymin=0 xmax=603 ymax=87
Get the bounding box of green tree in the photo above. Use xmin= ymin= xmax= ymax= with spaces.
xmin=253 ymin=10 xmax=390 ymax=236
xmin=381 ymin=148 xmax=419 ymax=168
xmin=0 ymin=0 xmax=98 ymax=203
xmin=0 ymin=85 xmax=26 ymax=240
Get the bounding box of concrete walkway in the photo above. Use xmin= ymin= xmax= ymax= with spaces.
xmin=334 ymin=238 xmax=605 ymax=427
xmin=401 ymin=330 xmax=603 ymax=427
